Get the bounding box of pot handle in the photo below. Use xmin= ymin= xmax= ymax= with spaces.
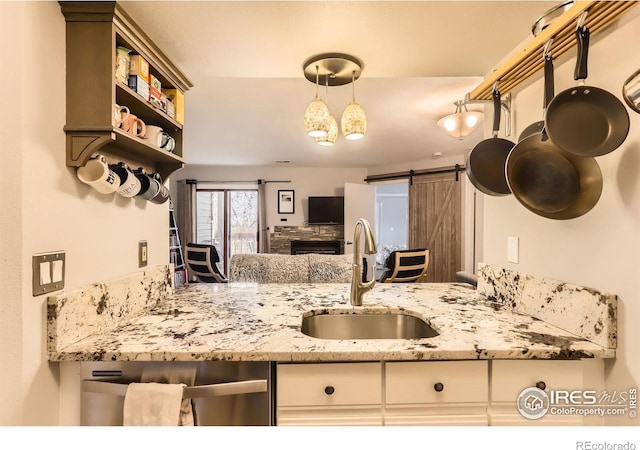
xmin=574 ymin=26 xmax=590 ymax=82
xmin=492 ymin=88 xmax=501 ymax=138
xmin=544 ymin=55 xmax=555 ymax=109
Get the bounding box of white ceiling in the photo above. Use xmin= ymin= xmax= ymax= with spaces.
xmin=120 ymin=1 xmax=559 ymax=168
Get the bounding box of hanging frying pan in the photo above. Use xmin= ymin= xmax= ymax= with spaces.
xmin=545 ymin=26 xmax=630 ymax=157
xmin=506 ymin=52 xmax=603 ymax=220
xmin=466 ymin=88 xmax=515 ymax=196
xmin=517 ymin=40 xmax=554 ymax=142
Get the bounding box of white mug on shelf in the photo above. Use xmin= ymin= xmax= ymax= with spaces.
xmin=76 ymin=155 xmax=120 ymax=194
xmin=114 ymin=104 xmax=130 ymax=128
xmin=145 ymin=125 xmax=175 ymax=152
xmin=145 ymin=125 xmax=164 ymax=147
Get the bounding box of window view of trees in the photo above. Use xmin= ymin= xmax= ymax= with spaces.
xmin=196 ymin=189 xmax=258 ymax=274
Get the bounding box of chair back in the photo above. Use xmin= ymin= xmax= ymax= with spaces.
xmin=185 ymin=243 xmax=227 ymax=283
xmin=381 ymin=249 xmax=429 ymax=283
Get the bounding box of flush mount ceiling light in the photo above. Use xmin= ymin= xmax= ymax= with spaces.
xmin=437 ymin=100 xmax=484 ymax=140
xmin=303 ymin=53 xmax=367 ymax=145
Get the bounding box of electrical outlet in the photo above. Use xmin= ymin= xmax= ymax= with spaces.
xmin=139 ymin=241 xmax=148 ymax=268
xmin=33 ymin=251 xmax=65 ymax=296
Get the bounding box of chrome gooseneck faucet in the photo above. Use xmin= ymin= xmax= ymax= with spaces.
xmin=350 ymin=218 xmax=378 ymax=306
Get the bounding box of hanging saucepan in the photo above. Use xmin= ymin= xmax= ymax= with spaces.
xmin=466 ymin=88 xmax=515 ymax=196
xmin=506 ymin=51 xmax=603 ymax=220
xmin=545 ymin=25 xmax=630 ymax=157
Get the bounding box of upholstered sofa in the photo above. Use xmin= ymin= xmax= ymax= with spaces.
xmin=228 ymin=253 xmax=353 ymax=283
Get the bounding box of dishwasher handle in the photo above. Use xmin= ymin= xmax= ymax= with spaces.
xmin=82 ymin=379 xmax=267 ymax=399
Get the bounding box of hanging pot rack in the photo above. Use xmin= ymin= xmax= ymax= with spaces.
xmin=468 ymin=0 xmax=639 ymax=101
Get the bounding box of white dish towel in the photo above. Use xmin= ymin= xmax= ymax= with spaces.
xmin=140 ymin=363 xmax=197 ymax=426
xmin=123 ymin=382 xmax=185 ymax=426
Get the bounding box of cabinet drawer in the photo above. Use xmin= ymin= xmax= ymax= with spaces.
xmin=386 ymin=361 xmax=488 ymax=404
xmin=490 ymin=360 xmax=586 ymax=403
xmin=277 ymin=363 xmax=381 ymax=407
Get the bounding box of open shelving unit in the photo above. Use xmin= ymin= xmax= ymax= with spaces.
xmin=60 ymin=1 xmax=193 ymax=180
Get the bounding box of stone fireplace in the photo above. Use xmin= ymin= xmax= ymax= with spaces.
xmin=270 ymin=225 xmax=344 ymax=255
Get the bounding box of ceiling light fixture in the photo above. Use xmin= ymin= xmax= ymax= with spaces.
xmin=315 ymin=78 xmax=338 ymax=146
xmin=342 ymin=70 xmax=367 ymax=140
xmin=437 ymin=100 xmax=484 ymax=140
xmin=303 ymin=65 xmax=330 ymax=137
xmin=303 ymin=53 xmax=366 ymax=145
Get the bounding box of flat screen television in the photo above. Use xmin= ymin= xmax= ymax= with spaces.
xmin=308 ymin=196 xmax=344 ymax=225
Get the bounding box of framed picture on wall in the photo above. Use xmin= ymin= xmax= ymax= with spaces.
xmin=278 ymin=190 xmax=295 ymax=214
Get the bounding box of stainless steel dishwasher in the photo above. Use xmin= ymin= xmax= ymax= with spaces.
xmin=80 ymin=361 xmax=274 ymax=426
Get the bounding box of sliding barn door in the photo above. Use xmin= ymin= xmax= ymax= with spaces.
xmin=409 ymin=171 xmax=462 ymax=282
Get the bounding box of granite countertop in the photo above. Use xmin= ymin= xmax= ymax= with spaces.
xmin=47 ymin=279 xmax=615 ymax=363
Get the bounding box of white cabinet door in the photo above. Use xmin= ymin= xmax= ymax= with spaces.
xmin=489 ymin=359 xmax=604 ymax=426
xmin=277 ymin=362 xmax=382 ymax=426
xmin=384 ymin=361 xmax=489 ymax=426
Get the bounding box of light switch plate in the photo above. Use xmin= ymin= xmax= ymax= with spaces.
xmin=139 ymin=241 xmax=148 ymax=268
xmin=33 ymin=251 xmax=65 ymax=296
xmin=507 ymin=236 xmax=519 ymax=263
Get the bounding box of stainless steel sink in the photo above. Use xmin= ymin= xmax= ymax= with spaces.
xmin=300 ymin=309 xmax=439 ymax=340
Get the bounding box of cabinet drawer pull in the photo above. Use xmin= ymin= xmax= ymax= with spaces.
xmin=324 ymin=386 xmax=336 ymax=395
xmin=535 ymin=381 xmax=547 ymax=391
xmin=324 ymin=385 xmax=335 ymax=395
xmin=433 ymin=382 xmax=444 ymax=392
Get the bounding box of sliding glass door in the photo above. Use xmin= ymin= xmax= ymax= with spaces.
xmin=196 ymin=189 xmax=258 ymax=275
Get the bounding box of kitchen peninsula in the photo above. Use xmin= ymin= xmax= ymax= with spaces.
xmin=47 ymin=263 xmax=617 ymax=426
xmin=48 ymin=264 xmax=615 ymax=362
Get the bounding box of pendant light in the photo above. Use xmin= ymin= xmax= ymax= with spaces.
xmin=303 ymin=65 xmax=330 ymax=137
xmin=341 ymin=70 xmax=367 ymax=140
xmin=315 ymin=77 xmax=338 ymax=146
xmin=302 ymin=53 xmax=366 ymax=144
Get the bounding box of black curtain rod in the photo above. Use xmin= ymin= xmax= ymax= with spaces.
xmin=182 ymin=179 xmax=291 ymax=184
xmin=364 ymin=164 xmax=464 ymax=184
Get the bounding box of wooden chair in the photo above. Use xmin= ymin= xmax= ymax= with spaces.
xmin=379 ymin=249 xmax=429 ymax=283
xmin=185 ymin=243 xmax=227 ymax=283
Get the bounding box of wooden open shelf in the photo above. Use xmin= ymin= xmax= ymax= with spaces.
xmin=60 ymin=1 xmax=193 ymax=180
xmin=469 ymin=1 xmax=638 ymax=101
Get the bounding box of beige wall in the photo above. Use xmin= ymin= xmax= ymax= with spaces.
xmin=481 ymin=9 xmax=640 ymax=425
xmin=0 ymin=2 xmax=170 ymax=425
